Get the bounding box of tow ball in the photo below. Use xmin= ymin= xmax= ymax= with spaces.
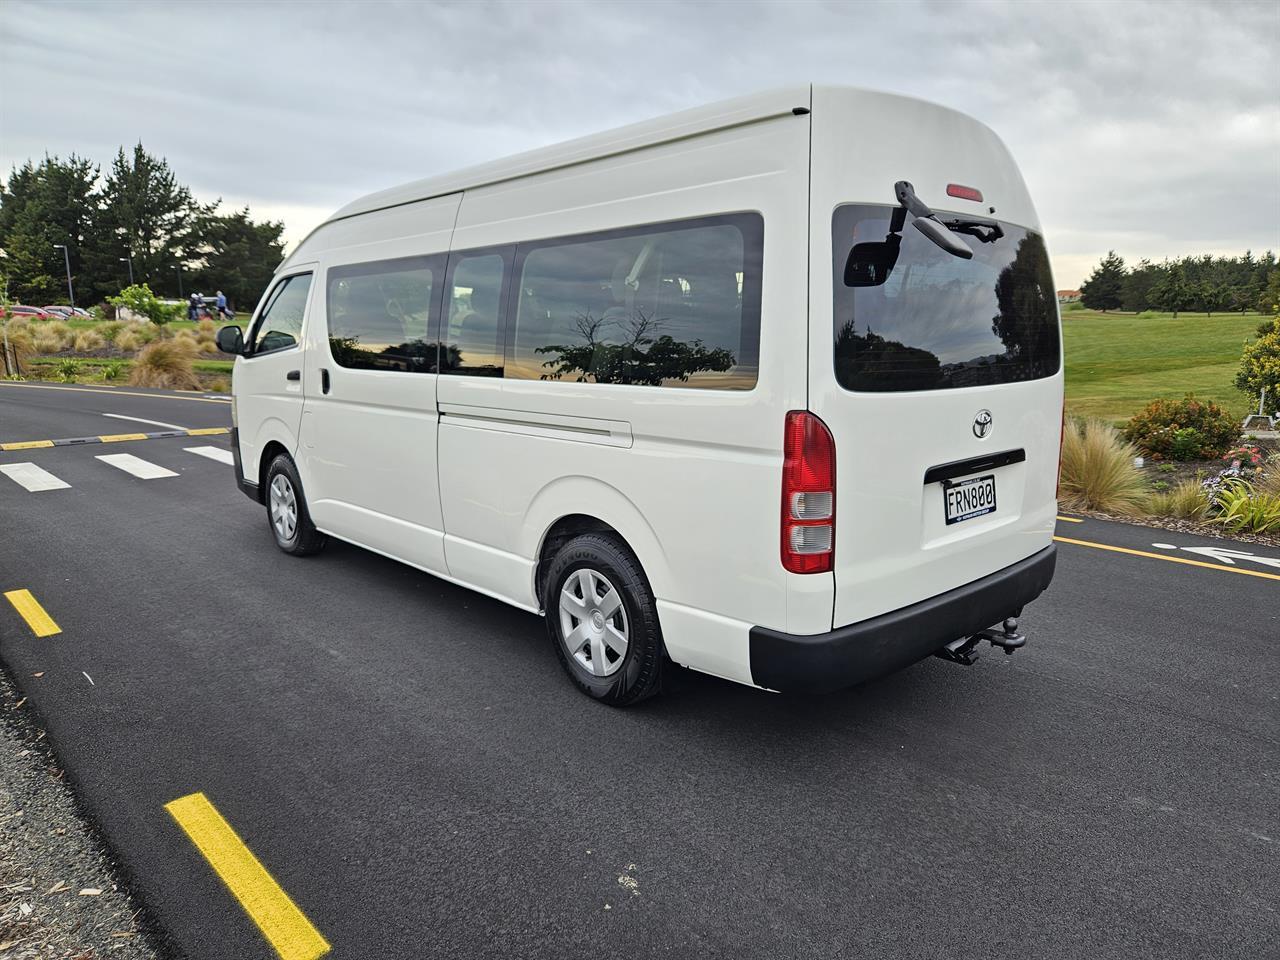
xmin=934 ymin=618 xmax=1026 ymax=666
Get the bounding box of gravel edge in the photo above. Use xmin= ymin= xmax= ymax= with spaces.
xmin=1062 ymin=508 xmax=1280 ymax=547
xmin=0 ymin=667 xmax=165 ymax=959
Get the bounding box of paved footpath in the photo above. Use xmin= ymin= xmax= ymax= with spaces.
xmin=1 ymin=381 xmax=1276 ymax=959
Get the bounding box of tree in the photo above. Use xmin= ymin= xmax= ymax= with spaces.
xmin=108 ymin=283 xmax=183 ymax=334
xmin=1235 ymin=319 xmax=1280 ymax=417
xmin=89 ymin=143 xmax=202 ymax=300
xmin=188 ymin=208 xmax=285 ymax=310
xmin=0 ymin=156 xmax=100 ymax=304
xmin=1079 ymin=250 xmax=1125 ymax=312
xmin=1150 ymin=263 xmax=1190 ymax=318
xmin=1258 ymin=268 xmax=1280 ymax=315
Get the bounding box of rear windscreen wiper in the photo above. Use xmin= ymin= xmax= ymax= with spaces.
xmin=893 ymin=181 xmax=974 ymax=260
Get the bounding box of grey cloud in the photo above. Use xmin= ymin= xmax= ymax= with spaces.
xmin=1 ymin=0 xmax=1276 ymax=286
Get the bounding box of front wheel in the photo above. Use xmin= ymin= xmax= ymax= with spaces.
xmin=264 ymin=454 xmax=327 ymax=556
xmin=545 ymin=533 xmax=665 ymax=706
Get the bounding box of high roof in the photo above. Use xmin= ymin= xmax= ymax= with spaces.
xmin=323 ymin=85 xmax=814 ymax=226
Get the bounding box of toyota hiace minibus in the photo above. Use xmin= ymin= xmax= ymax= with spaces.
xmin=218 ymin=85 xmax=1061 ymax=705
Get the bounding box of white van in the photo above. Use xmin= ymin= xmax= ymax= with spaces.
xmin=218 ymin=85 xmax=1061 ymax=705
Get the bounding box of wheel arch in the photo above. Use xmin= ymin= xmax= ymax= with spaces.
xmin=523 ymin=477 xmax=671 ymax=612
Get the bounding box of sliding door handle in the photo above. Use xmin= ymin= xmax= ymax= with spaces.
xmin=286 ymin=369 xmax=301 ymax=381
xmin=321 ymin=368 xmax=331 ymax=394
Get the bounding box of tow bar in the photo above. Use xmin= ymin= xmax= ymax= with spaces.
xmin=934 ymin=618 xmax=1026 ymax=666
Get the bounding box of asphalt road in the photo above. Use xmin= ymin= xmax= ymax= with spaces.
xmin=1 ymin=380 xmax=1277 ymax=960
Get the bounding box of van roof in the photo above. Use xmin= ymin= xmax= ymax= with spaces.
xmin=323 ymin=85 xmax=837 ymax=227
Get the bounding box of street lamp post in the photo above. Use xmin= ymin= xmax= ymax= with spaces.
xmin=174 ymin=264 xmax=183 ymax=299
xmin=120 ymin=254 xmax=134 ymax=286
xmin=53 ymin=243 xmax=75 ymax=308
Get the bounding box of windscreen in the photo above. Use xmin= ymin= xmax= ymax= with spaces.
xmin=832 ymin=203 xmax=1060 ymax=392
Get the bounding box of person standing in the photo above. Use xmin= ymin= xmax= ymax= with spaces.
xmin=188 ymin=291 xmax=201 ymax=321
xmin=215 ymin=289 xmax=231 ymax=319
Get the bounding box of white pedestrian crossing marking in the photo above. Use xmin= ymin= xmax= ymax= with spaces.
xmin=184 ymin=446 xmax=234 ymax=465
xmin=95 ymin=453 xmax=178 ymax=479
xmin=0 ymin=462 xmax=71 ymax=492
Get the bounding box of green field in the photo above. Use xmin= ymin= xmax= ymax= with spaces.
xmin=1062 ymin=308 xmax=1266 ymax=424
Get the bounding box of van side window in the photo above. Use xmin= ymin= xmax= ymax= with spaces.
xmin=326 ymin=255 xmax=443 ymax=373
xmin=250 ymin=273 xmax=312 ymax=355
xmin=508 ymin=213 xmax=762 ymax=389
xmin=443 ymin=251 xmax=509 ymax=376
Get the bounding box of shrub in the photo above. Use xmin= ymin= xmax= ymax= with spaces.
xmin=128 ymin=340 xmax=200 ymax=390
xmin=1210 ymin=479 xmax=1280 ymax=534
xmin=196 ymin=317 xmax=217 ymax=342
xmin=101 ymin=360 xmax=127 ymax=380
xmin=43 ymin=319 xmax=72 ymax=348
xmin=33 ymin=333 xmax=63 ymax=354
xmin=1145 ymin=480 xmax=1209 ymax=520
xmin=1058 ymin=418 xmax=1148 ymax=513
xmin=1122 ymin=394 xmax=1239 ymax=461
xmin=1223 ymin=444 xmax=1265 ymax=471
xmin=73 ymin=329 xmax=105 ymax=352
xmin=208 ymin=376 xmax=231 ymax=393
xmin=108 ymin=283 xmax=183 ymax=335
xmin=54 ymin=358 xmax=80 ymax=382
xmin=114 ymin=330 xmax=142 ymax=353
xmin=99 ymin=321 xmax=123 ymax=343
xmin=197 ymin=339 xmax=219 ymax=355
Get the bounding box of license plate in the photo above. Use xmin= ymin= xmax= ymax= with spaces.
xmin=944 ymin=474 xmax=997 ymax=525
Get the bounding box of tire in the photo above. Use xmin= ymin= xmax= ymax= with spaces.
xmin=264 ymin=453 xmax=327 ymax=556
xmin=544 ymin=533 xmax=665 ymax=706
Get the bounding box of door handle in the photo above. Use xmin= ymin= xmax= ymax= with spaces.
xmin=286 ymin=369 xmax=300 ymax=381
xmin=321 ymin=368 xmax=331 ymax=394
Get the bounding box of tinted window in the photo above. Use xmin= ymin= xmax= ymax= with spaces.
xmin=832 ymin=204 xmax=1060 ymax=391
xmin=508 ymin=213 xmax=762 ymax=389
xmin=251 ymin=273 xmax=311 ymax=355
xmin=443 ymin=252 xmax=507 ymax=376
xmin=327 ymin=256 xmax=442 ymax=373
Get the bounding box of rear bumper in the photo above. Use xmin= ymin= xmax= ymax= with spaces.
xmin=749 ymin=544 xmax=1057 ymax=694
xmin=230 ymin=427 xmax=261 ymax=503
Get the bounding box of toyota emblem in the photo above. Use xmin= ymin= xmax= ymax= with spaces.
xmin=973 ymin=410 xmax=993 ymax=439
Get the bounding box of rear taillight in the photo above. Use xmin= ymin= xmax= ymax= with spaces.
xmin=782 ymin=411 xmax=835 ymax=574
xmin=946 ymin=183 xmax=984 ymax=202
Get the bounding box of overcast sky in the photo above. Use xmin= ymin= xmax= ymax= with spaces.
xmin=2 ymin=0 xmax=1277 ymax=286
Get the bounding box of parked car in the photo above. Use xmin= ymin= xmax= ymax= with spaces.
xmin=5 ymin=305 xmax=52 ymax=319
xmin=218 ymin=84 xmax=1062 ymax=705
xmin=42 ymin=306 xmax=75 ymax=318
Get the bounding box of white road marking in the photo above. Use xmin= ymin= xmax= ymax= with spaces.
xmin=95 ymin=453 xmax=178 ymax=479
xmin=101 ymin=413 xmax=189 ymax=431
xmin=1151 ymin=542 xmax=1280 ymax=570
xmin=184 ymin=445 xmax=234 ymax=465
xmin=0 ymin=462 xmax=71 ymax=492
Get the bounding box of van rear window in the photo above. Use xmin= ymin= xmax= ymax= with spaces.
xmin=832 ymin=203 xmax=1060 ymax=392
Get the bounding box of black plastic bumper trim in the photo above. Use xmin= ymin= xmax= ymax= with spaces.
xmin=923 ymin=448 xmax=1025 ymax=485
xmin=231 ymin=427 xmax=261 ymax=503
xmin=749 ymin=544 xmax=1057 ymax=694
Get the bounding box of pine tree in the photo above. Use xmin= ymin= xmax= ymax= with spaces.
xmin=88 ymin=143 xmax=201 ymax=299
xmin=1080 ymin=250 xmax=1125 ymax=312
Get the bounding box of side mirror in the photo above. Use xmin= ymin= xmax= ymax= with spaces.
xmin=912 ymin=217 xmax=973 ymax=260
xmin=844 ymin=236 xmax=901 ymax=287
xmin=216 ymin=325 xmax=244 ymax=355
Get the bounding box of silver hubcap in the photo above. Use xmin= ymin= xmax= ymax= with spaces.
xmin=269 ymin=473 xmax=298 ymax=542
xmin=558 ymin=568 xmax=628 ymax=678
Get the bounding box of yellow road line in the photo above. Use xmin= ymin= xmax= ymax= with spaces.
xmin=99 ymin=432 xmax=149 ymax=442
xmin=1054 ymin=535 xmax=1280 ymax=582
xmin=0 ymin=381 xmax=230 ymax=404
xmin=186 ymin=427 xmax=231 ymax=436
xmin=1056 ymin=515 xmax=1084 ymax=523
xmin=1 ymin=439 xmax=55 ymax=451
xmin=3 ymin=589 xmax=62 ymax=637
xmin=165 ymin=793 xmax=330 ymax=960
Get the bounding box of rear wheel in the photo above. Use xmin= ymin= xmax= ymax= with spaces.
xmin=545 ymin=533 xmax=665 ymax=705
xmin=265 ymin=454 xmax=326 ymax=556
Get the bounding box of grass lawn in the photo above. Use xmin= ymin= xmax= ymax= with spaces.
xmin=1062 ymin=309 xmax=1267 ymax=424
